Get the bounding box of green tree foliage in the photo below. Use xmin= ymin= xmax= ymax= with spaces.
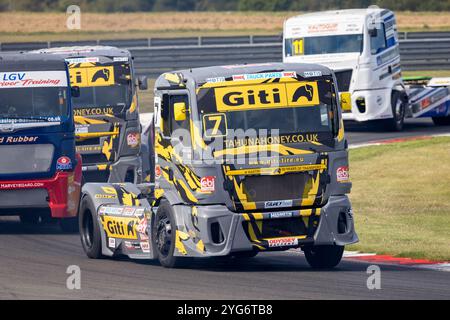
xmin=0 ymin=0 xmax=448 ymax=12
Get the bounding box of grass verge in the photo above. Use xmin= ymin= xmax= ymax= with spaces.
xmin=348 ymin=137 xmax=450 ymax=261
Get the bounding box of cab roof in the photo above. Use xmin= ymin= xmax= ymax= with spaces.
xmin=0 ymin=52 xmax=67 ymax=71
xmin=286 ymin=8 xmax=391 ymax=22
xmin=30 ymin=46 xmax=131 ymax=62
xmin=156 ymin=63 xmax=333 ymax=88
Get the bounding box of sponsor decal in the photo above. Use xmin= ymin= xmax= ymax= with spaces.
xmin=108 ymin=237 xmax=116 ymax=248
xmin=73 ymin=107 xmax=115 ymax=116
xmin=76 ymin=145 xmax=101 ymax=153
xmin=0 ymin=117 xmax=61 ymax=125
xmin=136 ymin=217 xmax=148 ymax=235
xmin=56 ymin=156 xmax=73 ymax=171
xmin=134 ymin=208 xmax=146 ymax=217
xmin=122 ymin=207 xmax=136 ymax=217
xmin=268 ymin=237 xmax=299 ymax=248
xmin=224 ymin=133 xmax=319 ymax=148
xmin=101 ymin=216 xmax=138 ymax=240
xmin=0 ymin=71 xmax=67 ymax=88
xmin=95 ymin=194 xmax=117 ymax=199
xmin=99 ymin=206 xmax=124 ymax=216
xmin=302 ymin=71 xmax=323 ymax=78
xmin=127 ymin=132 xmax=140 ymax=148
xmin=308 ymin=23 xmax=338 ymax=34
xmin=232 ymin=71 xmax=297 ymax=82
xmin=270 ymin=211 xmax=295 ymax=219
xmin=337 ymin=166 xmax=350 ymax=183
xmin=206 ymin=77 xmax=226 ymax=83
xmin=0 ymin=136 xmax=38 ymax=144
xmin=0 ymin=182 xmax=45 ymax=190
xmin=140 ymin=241 xmax=150 ymax=253
xmin=69 ymin=66 xmax=115 ymax=88
xmin=75 ymin=125 xmax=89 ymax=134
xmin=200 ymin=176 xmax=215 ymax=193
xmin=66 ymin=57 xmax=99 ymax=64
xmin=265 ymin=200 xmax=293 ymax=209
xmin=125 ymin=241 xmax=141 ymax=250
xmin=113 ymin=57 xmax=129 ymax=62
xmin=155 ymin=165 xmax=162 ymax=180
xmin=215 ymin=81 xmax=319 ymax=112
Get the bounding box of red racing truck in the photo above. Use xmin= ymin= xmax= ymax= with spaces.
xmin=0 ymin=53 xmax=82 ymax=231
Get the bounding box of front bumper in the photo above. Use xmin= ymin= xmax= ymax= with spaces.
xmin=342 ymin=88 xmax=393 ymax=122
xmin=0 ymin=170 xmax=82 ymax=218
xmin=172 ymin=195 xmax=358 ymax=257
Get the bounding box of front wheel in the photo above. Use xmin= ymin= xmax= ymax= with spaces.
xmin=152 ymin=200 xmax=184 ymax=268
xmin=432 ymin=116 xmax=450 ymax=126
xmin=384 ymin=91 xmax=406 ymax=131
xmin=79 ymin=195 xmax=103 ymax=259
xmin=303 ymin=245 xmax=345 ymax=269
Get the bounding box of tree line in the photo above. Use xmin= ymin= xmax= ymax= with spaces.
xmin=0 ymin=0 xmax=448 ymax=12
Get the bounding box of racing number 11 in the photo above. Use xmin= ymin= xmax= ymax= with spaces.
xmin=292 ymin=38 xmax=304 ymax=56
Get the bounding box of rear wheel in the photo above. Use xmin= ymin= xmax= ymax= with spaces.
xmin=152 ymin=200 xmax=184 ymax=268
xmin=79 ymin=195 xmax=103 ymax=259
xmin=304 ymin=245 xmax=345 ymax=269
xmin=384 ymin=91 xmax=406 ymax=131
xmin=432 ymin=116 xmax=450 ymax=126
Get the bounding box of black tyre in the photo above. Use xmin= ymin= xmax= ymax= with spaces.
xmin=19 ymin=213 xmax=40 ymax=226
xmin=304 ymin=245 xmax=345 ymax=269
xmin=59 ymin=217 xmax=79 ymax=233
xmin=152 ymin=200 xmax=184 ymax=268
xmin=432 ymin=116 xmax=450 ymax=126
xmin=79 ymin=195 xmax=103 ymax=259
xmin=384 ymin=91 xmax=406 ymax=131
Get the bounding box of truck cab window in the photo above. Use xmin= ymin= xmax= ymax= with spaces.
xmin=370 ymin=23 xmax=387 ymax=55
xmin=161 ymin=94 xmax=190 ymax=144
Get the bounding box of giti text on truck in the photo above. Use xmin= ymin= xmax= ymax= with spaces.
xmin=78 ymin=63 xmax=358 ymax=269
xmin=0 ymin=52 xmax=82 ymax=232
xmin=283 ymin=8 xmax=450 ymax=131
xmin=33 ymin=46 xmax=148 ymax=183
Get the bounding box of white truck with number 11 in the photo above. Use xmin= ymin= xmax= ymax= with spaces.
xmin=283 ymin=8 xmax=450 ymax=131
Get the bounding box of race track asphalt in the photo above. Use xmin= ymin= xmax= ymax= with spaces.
xmin=0 ymin=118 xmax=449 ymax=300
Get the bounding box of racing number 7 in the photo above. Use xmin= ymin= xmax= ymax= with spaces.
xmin=203 ymin=114 xmax=227 ymax=137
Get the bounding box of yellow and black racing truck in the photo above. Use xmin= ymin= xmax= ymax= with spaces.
xmin=78 ymin=63 xmax=358 ymax=269
xmin=33 ymin=46 xmax=147 ymax=183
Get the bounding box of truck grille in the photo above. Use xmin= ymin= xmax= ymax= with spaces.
xmin=242 ymin=173 xmax=317 ymax=203
xmin=0 ymin=144 xmax=54 ymax=175
xmin=335 ymin=70 xmax=353 ymax=92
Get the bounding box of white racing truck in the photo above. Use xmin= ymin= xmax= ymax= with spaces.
xmin=283 ymin=8 xmax=450 ymax=131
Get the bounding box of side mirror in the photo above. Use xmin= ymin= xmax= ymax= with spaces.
xmin=369 ymin=28 xmax=378 ymax=37
xmin=138 ymin=76 xmax=148 ymax=90
xmin=71 ymin=86 xmax=80 ymax=98
xmin=174 ymin=102 xmax=187 ymax=122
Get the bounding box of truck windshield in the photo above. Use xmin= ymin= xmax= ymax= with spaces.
xmin=0 ymin=87 xmax=68 ymax=121
xmin=70 ymin=62 xmax=132 ymax=111
xmin=197 ymin=79 xmax=334 ymax=138
xmin=285 ymin=34 xmax=363 ymax=56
